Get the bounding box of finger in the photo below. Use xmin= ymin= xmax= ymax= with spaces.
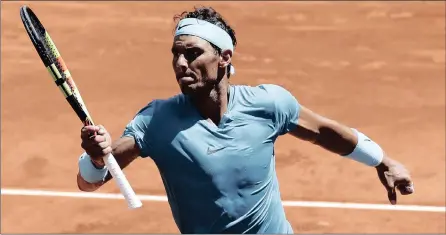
xmin=81 ymin=125 xmax=96 ymax=132
xmin=89 ymin=147 xmax=110 ymax=158
xmin=81 ymin=126 xmax=101 ymax=140
xmin=101 ymin=146 xmax=112 ymax=156
xmin=81 ymin=137 xmax=102 ymax=150
xmin=387 ymin=188 xmax=397 ymax=205
xmin=407 ymin=182 xmax=415 ymax=193
xmin=81 ymin=141 xmax=92 ymax=151
xmin=384 ymin=171 xmax=395 ymax=189
xmin=394 ymin=176 xmax=414 ymax=194
xmin=97 ymin=125 xmax=107 ymax=135
xmin=397 ymin=185 xmax=411 ymax=195
xmin=92 ymin=135 xmax=107 ymax=143
xmin=397 ymin=182 xmax=414 ymax=195
xmin=97 ymin=141 xmax=110 ymax=149
xmin=81 ymin=125 xmax=98 ymax=138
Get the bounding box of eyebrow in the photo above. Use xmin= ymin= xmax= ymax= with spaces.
xmin=184 ymin=42 xmax=198 ymax=48
xmin=171 ymin=44 xmax=202 ymax=53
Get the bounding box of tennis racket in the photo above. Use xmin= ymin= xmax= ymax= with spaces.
xmin=20 ymin=5 xmax=142 ymax=209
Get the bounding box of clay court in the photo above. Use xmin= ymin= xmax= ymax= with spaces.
xmin=1 ymin=1 xmax=445 ymax=233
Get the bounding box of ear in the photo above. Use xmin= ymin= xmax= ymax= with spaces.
xmin=219 ymin=49 xmax=232 ymax=69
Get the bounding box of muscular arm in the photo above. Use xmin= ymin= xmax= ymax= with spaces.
xmin=289 ymin=105 xmax=394 ymax=167
xmin=77 ymin=136 xmax=140 ymax=192
xmin=288 ymin=104 xmax=415 ymax=203
xmin=263 ymin=84 xmax=387 ymax=167
xmin=289 ymin=105 xmax=359 ymax=156
xmin=267 ymin=81 xmax=413 ymax=202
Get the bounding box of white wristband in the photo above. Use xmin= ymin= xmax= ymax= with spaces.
xmin=344 ymin=129 xmax=384 ymax=167
xmin=78 ymin=152 xmax=108 ymax=183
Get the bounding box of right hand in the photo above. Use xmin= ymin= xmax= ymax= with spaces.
xmin=80 ymin=125 xmax=112 ymax=167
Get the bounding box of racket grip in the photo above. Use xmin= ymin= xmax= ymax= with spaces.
xmin=102 ymin=154 xmax=142 ymax=209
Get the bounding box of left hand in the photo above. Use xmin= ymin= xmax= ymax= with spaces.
xmin=375 ymin=156 xmax=414 ymax=205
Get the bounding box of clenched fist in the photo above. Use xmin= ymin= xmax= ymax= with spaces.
xmin=80 ymin=125 xmax=112 ymax=167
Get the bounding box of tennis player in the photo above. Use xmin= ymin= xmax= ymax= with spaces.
xmin=76 ymin=6 xmax=414 ymax=234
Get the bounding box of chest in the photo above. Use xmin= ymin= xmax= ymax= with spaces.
xmin=151 ymin=111 xmax=277 ymax=187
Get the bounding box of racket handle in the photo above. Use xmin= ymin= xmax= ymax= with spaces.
xmin=102 ymin=153 xmax=142 ymax=209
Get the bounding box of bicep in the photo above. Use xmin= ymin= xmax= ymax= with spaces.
xmin=289 ymin=105 xmax=329 ymax=142
xmin=289 ymin=105 xmax=357 ymax=155
xmin=121 ymin=100 xmax=159 ymax=158
xmin=112 ymin=136 xmax=140 ymax=167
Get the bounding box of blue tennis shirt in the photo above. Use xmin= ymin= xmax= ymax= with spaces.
xmin=122 ymin=84 xmax=300 ymax=234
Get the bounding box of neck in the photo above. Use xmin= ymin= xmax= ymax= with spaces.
xmin=190 ymin=77 xmax=230 ymax=126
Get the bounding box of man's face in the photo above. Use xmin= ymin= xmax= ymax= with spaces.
xmin=171 ymin=35 xmax=222 ymax=96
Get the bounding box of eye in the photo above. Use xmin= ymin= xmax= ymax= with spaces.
xmin=184 ymin=48 xmax=202 ymax=61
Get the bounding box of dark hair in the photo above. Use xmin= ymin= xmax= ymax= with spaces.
xmin=173 ymin=6 xmax=237 ymax=54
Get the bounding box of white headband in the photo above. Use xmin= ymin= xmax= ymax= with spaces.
xmin=175 ymin=18 xmax=235 ymax=75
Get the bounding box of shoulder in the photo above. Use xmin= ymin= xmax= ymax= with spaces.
xmin=233 ymin=84 xmax=298 ymax=113
xmin=122 ymin=93 xmax=186 ymax=141
xmin=234 ymin=83 xmax=295 ymax=99
xmin=257 ymin=84 xmax=293 ymax=95
xmin=241 ymin=84 xmax=301 ymax=135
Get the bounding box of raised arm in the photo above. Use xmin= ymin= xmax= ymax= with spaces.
xmin=76 ymin=100 xmax=159 ymax=192
xmin=77 ymin=126 xmax=140 ymax=192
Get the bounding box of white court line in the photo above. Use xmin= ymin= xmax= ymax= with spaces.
xmin=1 ymin=188 xmax=445 ymax=213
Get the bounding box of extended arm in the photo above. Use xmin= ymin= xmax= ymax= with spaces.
xmin=289 ymin=105 xmax=358 ymax=156
xmin=290 ymin=105 xmax=414 ymax=204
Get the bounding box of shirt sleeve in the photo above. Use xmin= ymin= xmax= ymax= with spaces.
xmin=121 ymin=100 xmax=159 ymax=158
xmin=259 ymin=84 xmax=301 ymax=135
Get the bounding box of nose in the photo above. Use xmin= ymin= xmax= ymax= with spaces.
xmin=174 ymin=54 xmax=188 ymax=73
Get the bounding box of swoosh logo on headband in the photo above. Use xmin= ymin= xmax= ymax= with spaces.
xmin=177 ymin=24 xmax=193 ymax=31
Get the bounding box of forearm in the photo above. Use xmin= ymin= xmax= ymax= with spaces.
xmin=290 ymin=106 xmax=359 ymax=156
xmin=316 ymin=121 xmax=385 ymax=167
xmin=290 ymin=105 xmax=385 ymax=167
xmin=312 ymin=119 xmax=358 ymax=156
xmin=77 ymin=136 xmax=139 ymax=192
xmin=289 ymin=105 xmax=413 ymax=202
xmin=77 ymin=172 xmax=105 ymax=192
xmin=77 ymin=153 xmax=109 ymax=192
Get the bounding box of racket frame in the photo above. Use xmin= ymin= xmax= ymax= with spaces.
xmin=19 ymin=5 xmax=142 ymax=209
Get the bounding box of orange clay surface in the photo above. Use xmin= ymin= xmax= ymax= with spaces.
xmin=1 ymin=1 xmax=445 ymax=233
